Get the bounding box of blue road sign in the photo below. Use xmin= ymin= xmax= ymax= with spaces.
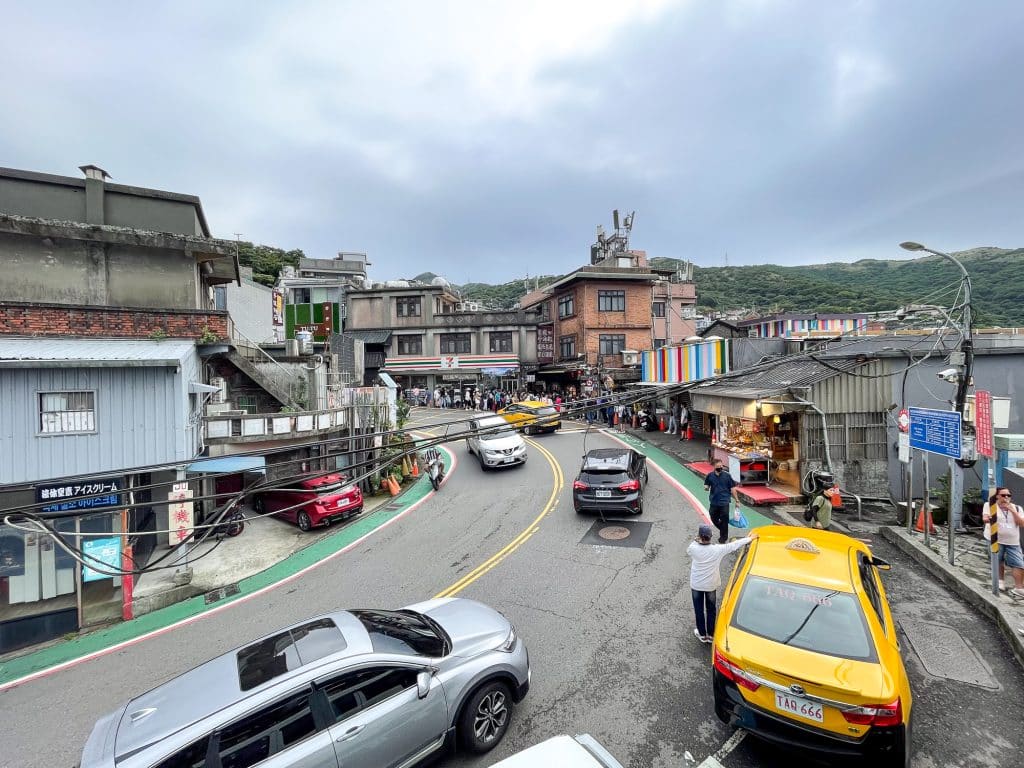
xmin=908 ymin=407 xmax=962 ymax=459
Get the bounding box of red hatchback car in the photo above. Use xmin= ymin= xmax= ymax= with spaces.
xmin=253 ymin=473 xmax=363 ymax=531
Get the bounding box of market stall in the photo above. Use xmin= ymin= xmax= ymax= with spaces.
xmin=710 ymin=412 xmax=801 ymax=486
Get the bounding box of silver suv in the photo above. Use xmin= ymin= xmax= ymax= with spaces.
xmin=466 ymin=415 xmax=527 ymax=470
xmin=80 ymin=598 xmax=530 ymax=768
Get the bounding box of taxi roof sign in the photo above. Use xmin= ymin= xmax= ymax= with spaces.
xmin=785 ymin=538 xmax=821 ymax=554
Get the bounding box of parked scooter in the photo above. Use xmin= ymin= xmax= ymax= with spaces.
xmin=421 ymin=447 xmax=446 ymax=491
xmin=210 ymin=507 xmax=245 ymax=538
xmin=638 ymin=411 xmax=659 ymax=432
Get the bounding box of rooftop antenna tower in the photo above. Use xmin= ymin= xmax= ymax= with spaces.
xmin=591 ymin=209 xmax=636 ymax=264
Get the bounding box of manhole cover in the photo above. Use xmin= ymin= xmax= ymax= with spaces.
xmin=204 ymin=583 xmax=240 ymax=605
xmin=900 ymin=619 xmax=999 ymax=689
xmin=580 ymin=520 xmax=652 ymax=549
xmin=598 ymin=525 xmax=632 ymax=541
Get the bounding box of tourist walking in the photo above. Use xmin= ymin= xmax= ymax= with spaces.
xmin=703 ymin=459 xmax=739 ymax=543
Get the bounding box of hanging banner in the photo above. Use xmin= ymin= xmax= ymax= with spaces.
xmin=976 ymin=390 xmax=994 ymax=458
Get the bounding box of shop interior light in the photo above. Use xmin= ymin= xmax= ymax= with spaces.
xmin=773 ymin=415 xmax=781 ymax=424
xmin=755 ymin=400 xmax=762 ymax=410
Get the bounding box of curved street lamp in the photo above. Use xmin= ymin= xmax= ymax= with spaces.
xmin=899 ymin=241 xmax=975 ymax=554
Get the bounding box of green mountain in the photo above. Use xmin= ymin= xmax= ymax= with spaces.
xmin=652 ymin=247 xmax=1023 ymax=326
xmin=457 ymin=248 xmax=1024 ymax=325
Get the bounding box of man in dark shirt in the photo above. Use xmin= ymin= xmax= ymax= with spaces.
xmin=704 ymin=459 xmax=739 ymax=544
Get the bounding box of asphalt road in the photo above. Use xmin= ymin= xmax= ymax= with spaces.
xmin=5 ymin=408 xmax=1023 ymax=767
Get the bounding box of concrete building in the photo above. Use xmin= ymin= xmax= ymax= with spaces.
xmin=345 ymin=281 xmax=536 ymax=391
xmin=276 ymin=253 xmax=369 ymax=341
xmin=0 ymin=164 xmax=243 ymax=652
xmin=737 ymin=312 xmax=869 ymax=339
xmin=219 ymin=266 xmax=276 ymax=344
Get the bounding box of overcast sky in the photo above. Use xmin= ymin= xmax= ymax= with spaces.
xmin=3 ymin=1 xmax=1022 ymax=283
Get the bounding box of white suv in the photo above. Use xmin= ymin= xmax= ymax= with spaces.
xmin=466 ymin=414 xmax=527 ymax=470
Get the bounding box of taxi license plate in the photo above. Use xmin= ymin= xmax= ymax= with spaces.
xmin=595 ymin=490 xmax=612 ymax=498
xmin=774 ymin=691 xmax=823 ymax=723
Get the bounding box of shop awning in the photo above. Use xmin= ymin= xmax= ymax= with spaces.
xmin=186 ymin=456 xmax=266 ymax=474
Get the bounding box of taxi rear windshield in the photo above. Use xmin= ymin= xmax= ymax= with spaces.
xmin=731 ymin=576 xmax=875 ymax=661
xmin=535 ymin=406 xmax=558 ymax=416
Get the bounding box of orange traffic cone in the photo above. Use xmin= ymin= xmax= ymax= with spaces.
xmin=685 ymin=424 xmax=693 ymax=441
xmin=410 ymin=460 xmax=419 ymax=478
xmin=659 ymin=416 xmax=666 ymax=431
xmin=613 ymin=411 xmax=619 ymax=426
xmin=914 ymin=503 xmax=936 ymax=534
xmin=387 ymin=476 xmax=400 ymax=496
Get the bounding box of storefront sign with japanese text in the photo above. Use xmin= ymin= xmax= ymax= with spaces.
xmin=36 ymin=479 xmax=122 ymax=514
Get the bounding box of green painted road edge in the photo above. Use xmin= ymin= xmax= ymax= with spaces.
xmin=0 ymin=448 xmax=452 ymax=687
xmin=606 ymin=430 xmax=775 ymax=529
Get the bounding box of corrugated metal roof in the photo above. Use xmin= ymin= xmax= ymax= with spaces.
xmin=702 ymin=357 xmax=866 ymax=398
xmin=0 ymin=337 xmax=195 ymax=367
xmin=346 ymin=329 xmax=393 ymax=345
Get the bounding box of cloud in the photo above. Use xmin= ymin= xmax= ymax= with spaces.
xmin=1 ymin=0 xmax=1022 ymax=282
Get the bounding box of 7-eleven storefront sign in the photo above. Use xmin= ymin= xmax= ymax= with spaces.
xmin=383 ymin=354 xmax=519 ymax=373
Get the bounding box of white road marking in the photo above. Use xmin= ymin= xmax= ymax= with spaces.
xmin=697 ymin=729 xmax=746 ymax=767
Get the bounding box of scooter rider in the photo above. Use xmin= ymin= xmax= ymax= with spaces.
xmin=420 ymin=444 xmax=445 ymax=490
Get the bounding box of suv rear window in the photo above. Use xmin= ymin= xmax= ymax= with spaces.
xmin=579 ymin=470 xmax=629 ymax=484
xmin=731 ymin=576 xmax=875 ymax=661
xmin=237 ymin=618 xmax=346 ymax=691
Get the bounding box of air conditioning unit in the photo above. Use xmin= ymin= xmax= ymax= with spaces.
xmin=621 ymin=350 xmax=640 ymax=367
xmin=209 ymin=377 xmax=228 ymax=403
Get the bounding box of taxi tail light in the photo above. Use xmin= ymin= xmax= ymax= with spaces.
xmin=618 ymin=479 xmax=640 ymax=492
xmin=572 ymin=480 xmax=590 ymax=491
xmin=841 ymin=698 xmax=902 ymax=727
xmin=713 ymin=647 xmax=760 ymax=692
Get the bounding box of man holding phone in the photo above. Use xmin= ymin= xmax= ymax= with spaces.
xmin=704 ymin=459 xmax=740 ymax=544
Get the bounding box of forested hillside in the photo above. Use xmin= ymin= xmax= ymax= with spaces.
xmin=455 ymin=248 xmax=1023 ymax=325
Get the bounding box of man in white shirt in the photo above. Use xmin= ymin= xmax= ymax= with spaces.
xmin=687 ymin=524 xmax=755 ymax=643
xmin=984 ymin=487 xmax=1024 ymax=596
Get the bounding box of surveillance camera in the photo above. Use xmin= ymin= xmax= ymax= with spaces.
xmin=936 ymin=368 xmax=959 ymax=383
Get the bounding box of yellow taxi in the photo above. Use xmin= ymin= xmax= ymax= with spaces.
xmin=498 ymin=399 xmax=562 ymax=435
xmin=712 ymin=526 xmax=912 ymax=767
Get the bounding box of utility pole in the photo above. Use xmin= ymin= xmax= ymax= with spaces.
xmin=900 ymin=242 xmax=974 ymax=564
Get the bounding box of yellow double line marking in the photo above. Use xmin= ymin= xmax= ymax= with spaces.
xmin=435 ymin=436 xmax=564 ymax=598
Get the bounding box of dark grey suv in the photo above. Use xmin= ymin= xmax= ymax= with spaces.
xmin=572 ymin=448 xmax=649 ymax=515
xmin=80 ymin=598 xmax=530 ymax=768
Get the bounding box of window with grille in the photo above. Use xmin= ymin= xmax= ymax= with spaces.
xmin=396 ymin=335 xmax=422 ymax=355
xmin=599 ymin=334 xmax=626 ymax=355
xmin=803 ymin=412 xmax=888 ymax=462
xmin=236 ymin=394 xmax=258 ymax=414
xmin=39 ymin=391 xmax=96 ymax=434
xmin=396 ymin=297 xmax=421 ymax=317
xmin=559 ymin=335 xmax=576 ymax=359
xmin=440 ymin=333 xmax=471 ymax=354
xmin=652 ymin=301 xmax=666 ymax=317
xmin=558 ymin=294 xmax=575 ymax=318
xmin=489 ymin=331 xmax=513 ymax=353
xmin=598 ymin=290 xmax=626 ymax=311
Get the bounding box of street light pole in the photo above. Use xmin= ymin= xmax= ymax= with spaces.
xmin=900 ymin=242 xmax=974 ymax=564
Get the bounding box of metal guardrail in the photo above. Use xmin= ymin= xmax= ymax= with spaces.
xmin=202 ymin=403 xmax=392 ymax=441
xmin=230 ymin=325 xmax=302 ymax=407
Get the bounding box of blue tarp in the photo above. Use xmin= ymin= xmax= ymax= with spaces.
xmin=186 ymin=456 xmax=266 ymax=474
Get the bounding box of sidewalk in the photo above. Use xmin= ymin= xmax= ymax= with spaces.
xmin=0 ymin=465 xmax=439 ymax=688
xmin=880 ymin=524 xmax=1024 ymax=668
xmin=131 ymin=486 xmax=405 ymax=617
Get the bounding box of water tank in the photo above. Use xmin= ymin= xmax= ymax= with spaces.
xmin=384 ymin=280 xmax=410 ymax=288
xmin=431 ymin=276 xmax=451 ymax=288
xmin=296 ymin=330 xmax=314 ymax=354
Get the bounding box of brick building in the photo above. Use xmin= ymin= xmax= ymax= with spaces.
xmin=520 ymin=250 xmax=696 ymax=391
